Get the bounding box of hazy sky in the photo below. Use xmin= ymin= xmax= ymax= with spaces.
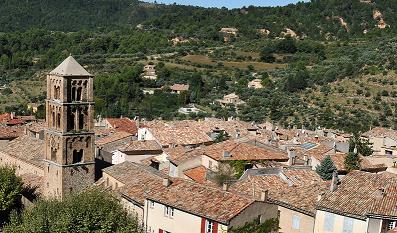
xmin=145 ymin=0 xmax=307 ymax=8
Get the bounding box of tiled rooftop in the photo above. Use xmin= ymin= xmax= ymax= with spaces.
xmin=146 ymin=178 xmax=255 ymax=224
xmin=202 ymin=140 xmax=288 ymax=161
xmin=0 ymin=135 xmax=44 ymax=168
xmin=317 ymin=171 xmax=397 ymax=219
xmin=363 ymin=127 xmax=397 ymax=141
xmin=148 ymin=125 xmax=213 ymax=147
xmin=119 ymin=140 xmax=162 ymax=152
xmin=95 ymin=131 xmax=133 ymax=146
xmin=0 ymin=125 xmax=24 ymax=139
xmin=106 ymin=117 xmax=138 ymax=135
xmin=230 ymin=168 xmax=326 ymax=216
xmin=183 ymin=166 xmax=208 ymax=184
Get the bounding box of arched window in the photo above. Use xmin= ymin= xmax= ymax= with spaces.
xmin=51 ymin=148 xmax=57 ymax=161
xmin=79 ymin=112 xmax=84 ymax=130
xmin=76 ymin=87 xmax=82 ymax=101
xmin=68 ymin=111 xmax=75 ymax=131
xmin=52 ymin=111 xmax=56 ymax=127
xmin=73 ymin=149 xmax=83 ymax=163
xmin=57 ymin=113 xmax=61 ymax=128
xmin=71 ymin=87 xmax=76 ymax=101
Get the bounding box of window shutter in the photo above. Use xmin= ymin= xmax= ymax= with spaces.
xmin=201 ymin=218 xmax=206 ymax=233
xmin=213 ymin=221 xmax=218 ymax=233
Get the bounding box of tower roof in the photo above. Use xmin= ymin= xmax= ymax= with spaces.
xmin=50 ymin=56 xmax=92 ymax=76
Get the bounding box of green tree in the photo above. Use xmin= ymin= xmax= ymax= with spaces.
xmin=316 ymin=155 xmax=337 ymax=180
xmin=344 ymin=152 xmax=360 ymax=172
xmin=0 ymin=166 xmax=22 ymax=224
xmin=4 ymin=189 xmax=142 ymax=233
xmin=349 ymin=133 xmax=373 ymax=156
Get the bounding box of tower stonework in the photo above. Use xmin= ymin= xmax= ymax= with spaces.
xmin=43 ymin=56 xmax=95 ymax=198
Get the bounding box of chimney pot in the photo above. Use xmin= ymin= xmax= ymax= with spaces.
xmin=260 ymin=190 xmax=269 ymax=202
xmin=330 ymin=171 xmax=338 ymax=191
xmin=162 ymin=178 xmax=172 ymax=187
xmin=222 ymin=183 xmax=229 ymax=191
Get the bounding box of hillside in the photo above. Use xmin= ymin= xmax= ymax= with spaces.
xmin=1 ymin=0 xmax=397 ymax=133
xmin=2 ymin=0 xmax=397 ymax=39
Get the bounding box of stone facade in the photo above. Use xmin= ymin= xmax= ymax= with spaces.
xmin=43 ymin=56 xmax=96 ymax=198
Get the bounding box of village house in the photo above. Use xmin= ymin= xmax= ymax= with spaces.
xmin=151 ymin=139 xmax=289 ymax=179
xmin=112 ymin=140 xmax=163 ymax=164
xmin=27 ymin=103 xmax=43 ymax=113
xmin=99 ymin=161 xmax=279 ymax=233
xmin=142 ymin=64 xmax=158 ymax=80
xmin=315 ymin=171 xmax=397 ymax=233
xmin=220 ymin=27 xmax=239 ymax=35
xmin=95 ymin=131 xmax=134 ymax=164
xmin=170 ymin=84 xmax=189 ymax=94
xmin=248 ymin=79 xmax=263 ymax=89
xmin=216 ymin=93 xmax=246 ymax=107
xmin=231 ymin=167 xmax=328 ymax=233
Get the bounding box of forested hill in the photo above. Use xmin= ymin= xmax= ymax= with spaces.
xmin=2 ymin=0 xmax=397 ymax=39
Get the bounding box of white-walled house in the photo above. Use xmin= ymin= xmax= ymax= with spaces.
xmin=314 ymin=171 xmax=397 ymax=233
xmin=98 ymin=162 xmax=279 ymax=233
xmin=144 ymin=178 xmax=279 ymax=233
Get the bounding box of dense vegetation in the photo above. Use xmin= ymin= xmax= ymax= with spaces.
xmin=4 ymin=189 xmax=142 ymax=233
xmin=2 ymin=0 xmax=397 ymax=133
xmin=0 ymin=166 xmax=22 ymax=226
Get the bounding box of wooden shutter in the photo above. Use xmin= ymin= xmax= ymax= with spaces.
xmin=213 ymin=221 xmax=218 ymax=233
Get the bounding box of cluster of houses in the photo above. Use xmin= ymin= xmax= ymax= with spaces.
xmin=0 ymin=57 xmax=396 ymax=233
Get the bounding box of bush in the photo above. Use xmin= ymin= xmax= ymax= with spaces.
xmin=4 ymin=189 xmax=142 ymax=233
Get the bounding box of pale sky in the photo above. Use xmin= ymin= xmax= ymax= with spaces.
xmin=145 ymin=0 xmax=308 ymax=8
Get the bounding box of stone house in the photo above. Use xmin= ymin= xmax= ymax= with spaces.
xmin=216 ymin=93 xmax=246 ymax=107
xmin=170 ymin=84 xmax=189 ymax=94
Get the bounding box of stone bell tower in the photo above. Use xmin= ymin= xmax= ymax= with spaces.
xmin=43 ymin=56 xmax=95 ymax=198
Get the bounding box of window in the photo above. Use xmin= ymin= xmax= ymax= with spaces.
xmin=205 ymin=219 xmax=213 ymax=233
xmin=324 ymin=212 xmax=335 ymax=231
xmin=343 ymin=217 xmax=354 ymax=233
xmin=388 ymin=221 xmax=397 ymax=230
xmin=292 ymin=215 xmax=301 ymax=230
xmin=164 ymin=206 xmax=174 ymax=218
xmin=72 ymin=149 xmax=84 ymax=163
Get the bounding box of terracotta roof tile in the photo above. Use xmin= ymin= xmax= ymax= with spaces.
xmin=202 ymin=140 xmax=288 ymax=161
xmin=95 ymin=131 xmax=133 ymax=146
xmin=0 ymin=126 xmax=24 ymax=139
xmin=148 ymin=125 xmax=213 ymax=147
xmin=106 ymin=117 xmax=138 ymax=135
xmin=230 ymin=168 xmax=326 ymax=215
xmin=363 ymin=127 xmax=397 ymax=141
xmin=184 ymin=166 xmax=208 ymax=184
xmin=317 ymin=171 xmax=397 ymax=219
xmin=26 ymin=121 xmax=45 ymax=133
xmin=0 ymin=135 xmax=44 ymax=168
xmin=146 ymin=178 xmax=255 ymax=224
xmin=119 ymin=140 xmax=161 ymax=152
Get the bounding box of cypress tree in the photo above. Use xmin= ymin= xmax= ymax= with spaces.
xmin=316 ymin=155 xmax=337 ymax=180
xmin=344 ymin=152 xmax=360 ymax=172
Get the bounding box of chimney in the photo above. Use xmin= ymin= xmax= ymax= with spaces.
xmin=222 ymin=183 xmax=229 ymax=191
xmin=288 ymin=148 xmax=296 ymax=166
xmin=260 ymin=190 xmax=269 ymax=202
xmin=11 ymin=112 xmax=15 ymax=119
xmin=317 ymin=192 xmax=325 ymax=201
xmin=162 ymin=178 xmax=172 ymax=187
xmin=330 ymin=171 xmax=338 ymax=192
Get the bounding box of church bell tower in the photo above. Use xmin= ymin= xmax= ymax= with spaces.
xmin=43 ymin=56 xmax=95 ymax=198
